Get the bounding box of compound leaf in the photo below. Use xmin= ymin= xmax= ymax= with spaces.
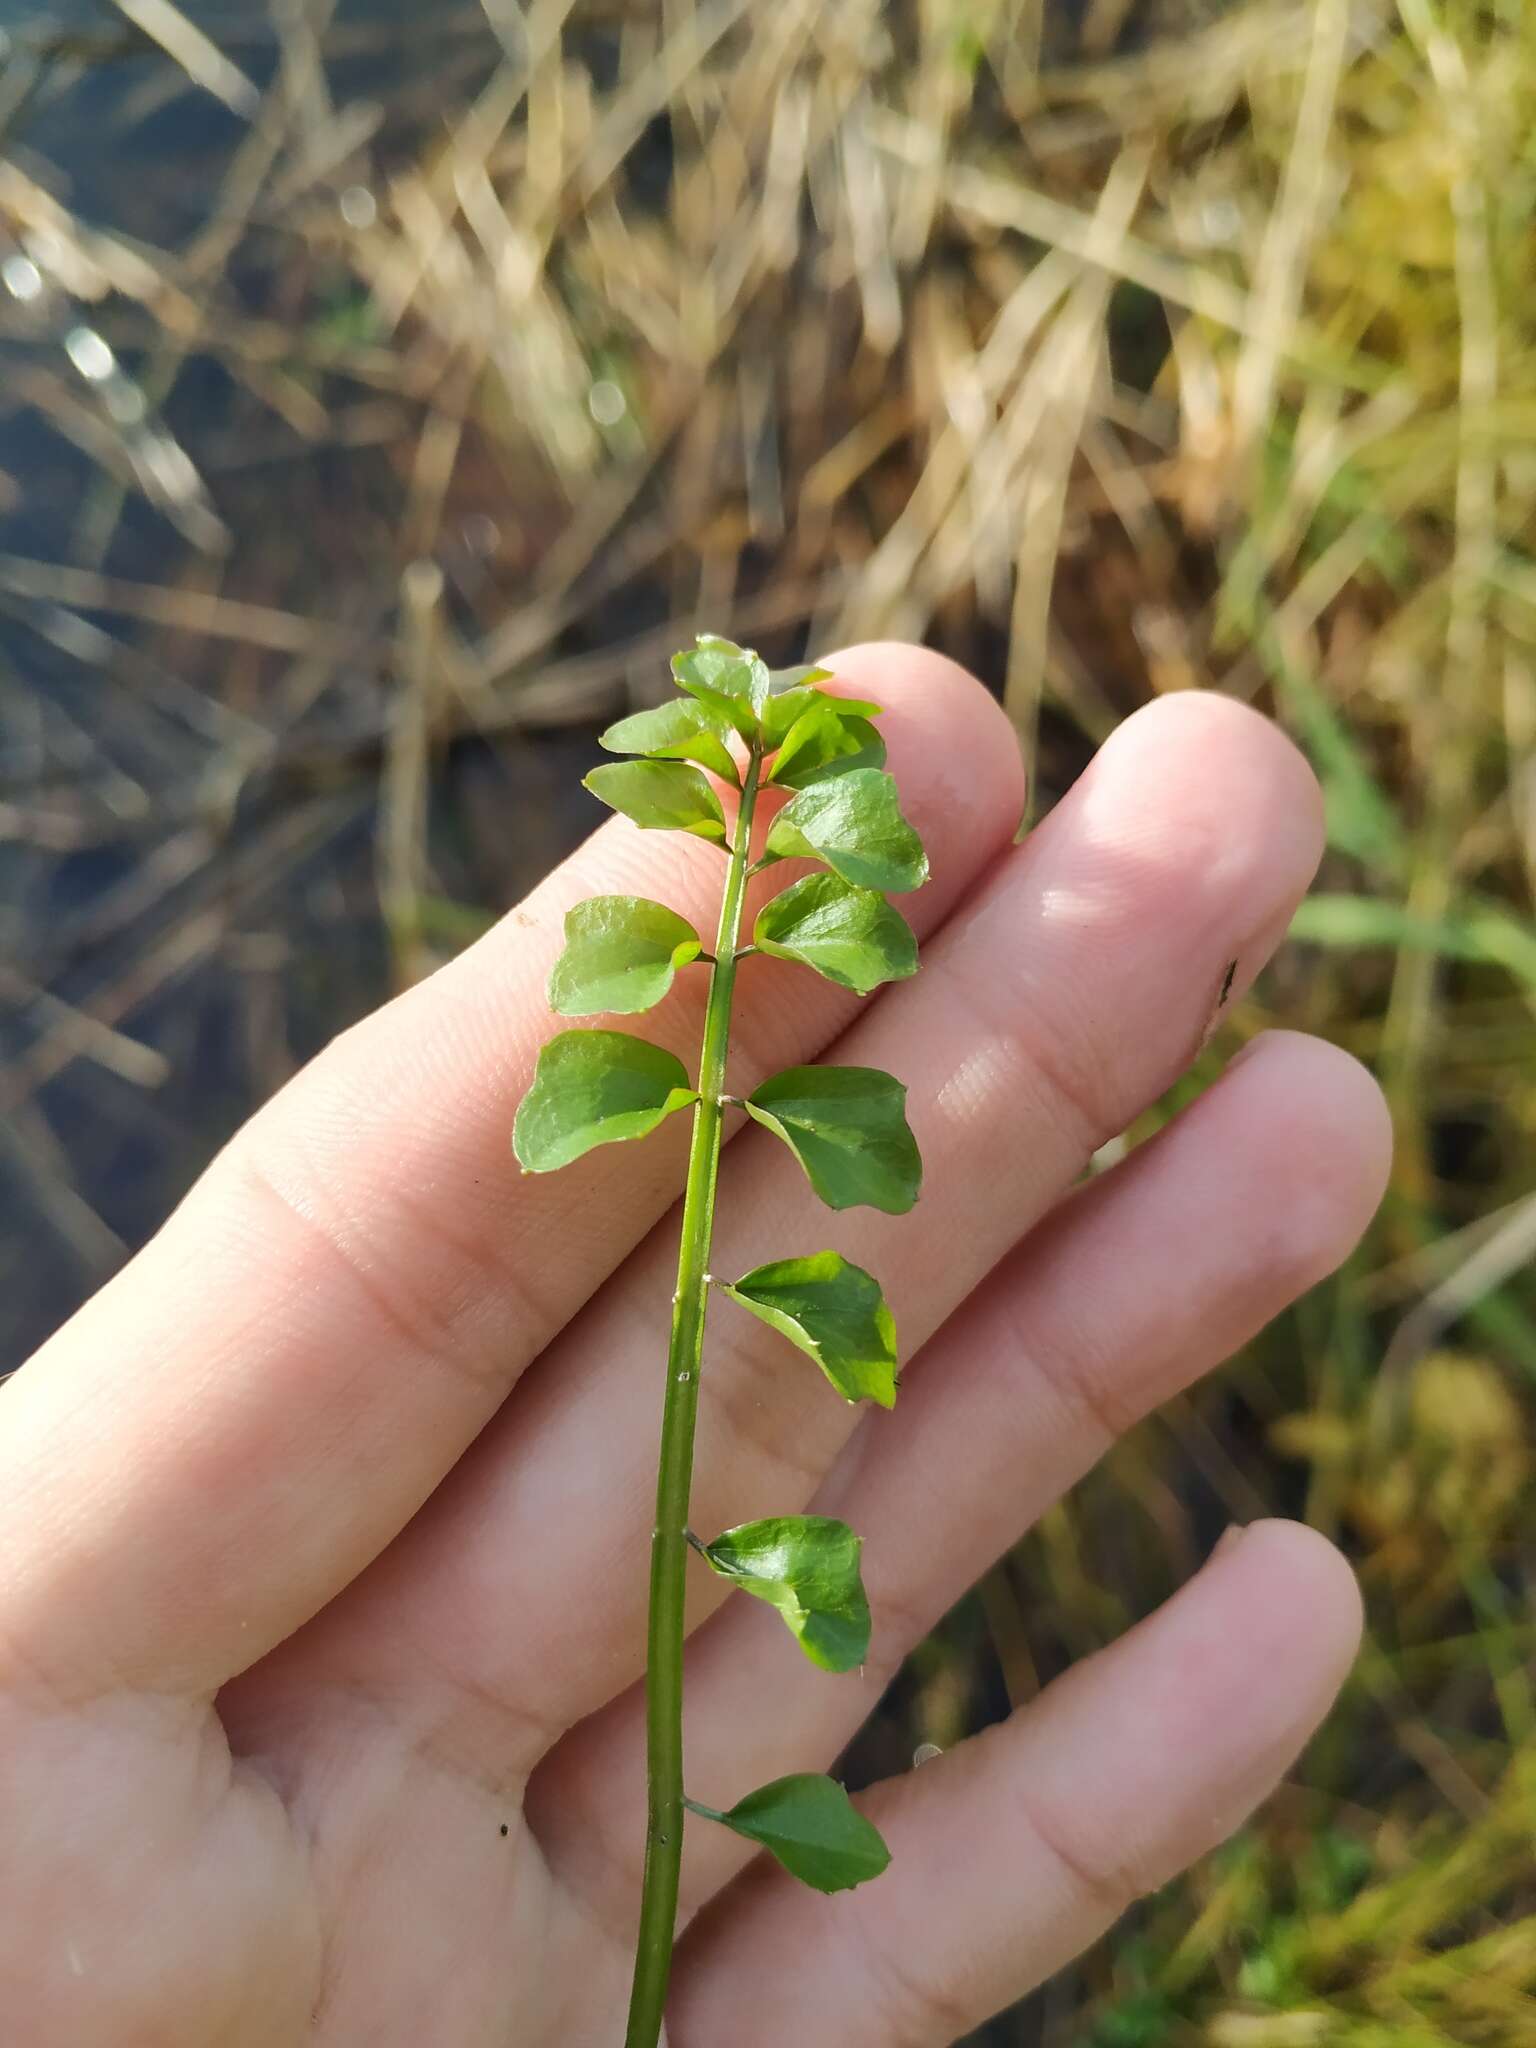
xmin=762 ymin=769 xmax=928 ymax=891
xmin=724 ymin=1252 xmax=898 ymax=1407
xmin=701 ymin=1515 xmax=871 ymax=1671
xmin=745 ymin=1066 xmax=921 ymax=1213
xmin=583 ymin=760 xmax=728 ymax=843
xmin=548 ymin=897 xmax=703 ymax=1016
xmin=753 ymin=873 xmax=916 ymax=995
xmin=691 ymin=1775 xmax=890 ymax=1894
xmin=599 ymin=699 xmax=740 ymax=785
xmin=513 ymin=1030 xmax=696 ymax=1171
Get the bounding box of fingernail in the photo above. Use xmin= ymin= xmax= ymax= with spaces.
xmin=1211 ymin=1522 xmax=1249 ymax=1563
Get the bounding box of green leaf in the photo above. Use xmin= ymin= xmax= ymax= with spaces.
xmin=671 ymin=672 xmax=757 ymax=741
xmin=698 ymin=634 xmax=772 ymax=715
xmin=768 ymin=709 xmax=887 ymax=790
xmin=701 ymin=1515 xmax=871 ymax=1671
xmin=691 ymin=1774 xmax=890 ymax=1893
xmin=723 ymin=1251 xmax=898 ymax=1406
xmin=1263 ymin=649 xmax=1407 ymax=880
xmin=762 ymin=768 xmax=928 ymax=892
xmin=672 ymin=635 xmax=770 ymax=737
xmin=599 ymin=699 xmax=740 ymax=785
xmin=766 ymin=661 xmax=834 ymax=695
xmin=745 ymin=1066 xmax=921 ymax=1214
xmin=548 ymin=897 xmax=703 ymax=1016
xmin=583 ymin=760 xmax=728 ymax=843
xmin=513 ymin=1030 xmax=697 ymax=1170
xmin=760 ymin=683 xmax=882 ymax=750
xmin=1289 ymin=893 xmax=1536 ymax=992
xmin=753 ymin=873 xmax=916 ymax=995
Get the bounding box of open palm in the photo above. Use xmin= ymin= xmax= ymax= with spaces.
xmin=1 ymin=647 xmax=1387 ymax=2046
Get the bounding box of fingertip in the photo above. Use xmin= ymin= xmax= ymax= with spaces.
xmin=1026 ymin=1513 xmax=1365 ymax=1890
xmin=1012 ymin=1513 xmax=1366 ymax=1919
xmin=1209 ymin=1517 xmax=1365 ymax=1706
xmin=1216 ymin=1029 xmax=1392 ymax=1275
xmin=1115 ymin=688 xmax=1325 ymax=851
xmin=1084 ymin=691 xmax=1326 ymax=928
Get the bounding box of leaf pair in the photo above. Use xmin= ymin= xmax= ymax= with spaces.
xmin=548 ymin=875 xmax=915 ymax=1021
xmin=514 ymin=1035 xmax=921 ymax=1219
xmin=582 ymin=756 xmax=928 ymax=898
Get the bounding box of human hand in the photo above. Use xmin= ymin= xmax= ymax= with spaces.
xmin=0 ymin=648 xmax=1389 ymax=2046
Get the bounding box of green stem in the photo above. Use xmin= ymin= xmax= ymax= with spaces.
xmin=624 ymin=743 xmax=762 ymax=2048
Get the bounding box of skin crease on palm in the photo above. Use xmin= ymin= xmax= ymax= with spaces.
xmin=0 ymin=646 xmax=1392 ymax=2048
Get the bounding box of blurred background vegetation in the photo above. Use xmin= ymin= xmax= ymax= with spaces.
xmin=3 ymin=0 xmax=1534 ymax=2040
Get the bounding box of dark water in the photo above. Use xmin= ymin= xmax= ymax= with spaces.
xmin=0 ymin=4 xmax=616 ymax=1364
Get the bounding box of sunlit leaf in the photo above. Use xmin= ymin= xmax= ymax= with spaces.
xmin=724 ymin=1251 xmax=898 ymax=1406
xmin=753 ymin=873 xmax=916 ymax=995
xmin=513 ymin=1030 xmax=696 ymax=1170
xmin=768 ymin=708 xmax=886 ymax=789
xmin=548 ymin=897 xmax=703 ymax=1016
xmin=765 ymin=661 xmax=835 ymax=699
xmin=599 ymin=698 xmax=740 ymax=785
xmin=672 ymin=635 xmax=770 ymax=737
xmin=583 ymin=760 xmax=729 ymax=842
xmin=760 ymin=683 xmax=881 ymax=750
xmin=690 ymin=1774 xmax=890 ymax=1893
xmin=745 ymin=1065 xmax=921 ymax=1213
xmin=762 ymin=769 xmax=928 ymax=891
xmin=701 ymin=1515 xmax=871 ymax=1671
xmin=671 ymin=672 xmax=756 ymax=740
xmin=697 ymin=633 xmax=772 ymax=714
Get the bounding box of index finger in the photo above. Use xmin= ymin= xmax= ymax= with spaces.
xmin=0 ymin=646 xmax=1025 ymax=1701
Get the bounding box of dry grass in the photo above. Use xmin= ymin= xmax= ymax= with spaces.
xmin=3 ymin=1 xmax=1535 ymax=2039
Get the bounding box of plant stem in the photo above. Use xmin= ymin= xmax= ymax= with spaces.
xmin=624 ymin=743 xmax=762 ymax=2048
